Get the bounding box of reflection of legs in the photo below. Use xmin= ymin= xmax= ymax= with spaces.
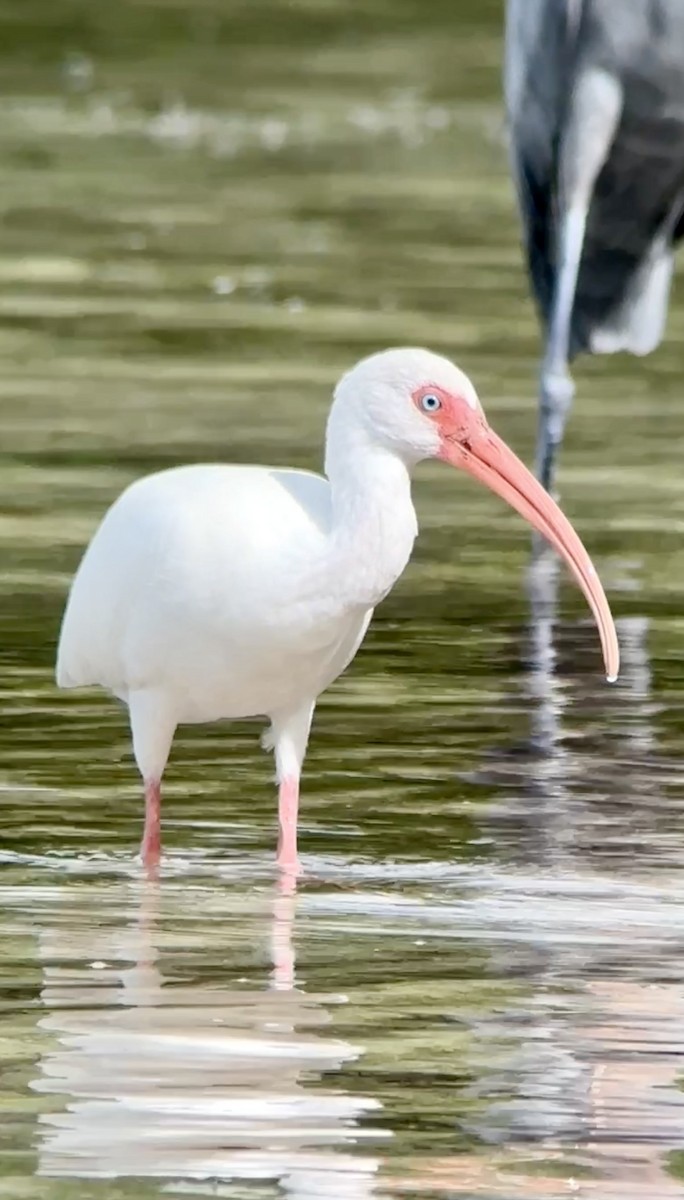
xmin=271 ymin=875 xmax=297 ymax=991
xmin=264 ymin=700 xmax=316 ymax=873
xmin=128 ymin=689 xmax=177 ymax=867
xmin=614 ymin=615 xmax=654 ymax=757
xmin=525 ymin=556 xmax=565 ymax=759
xmin=537 ymin=69 xmax=622 ymax=493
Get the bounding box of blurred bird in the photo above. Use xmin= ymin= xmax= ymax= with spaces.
xmin=505 ymin=0 xmax=684 ymax=491
xmin=56 ymin=348 xmax=619 ymax=872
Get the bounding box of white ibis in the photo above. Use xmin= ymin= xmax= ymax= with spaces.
xmin=56 ymin=348 xmax=619 ymax=871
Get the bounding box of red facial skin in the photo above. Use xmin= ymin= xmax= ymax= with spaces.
xmin=411 ymin=384 xmax=620 ymax=683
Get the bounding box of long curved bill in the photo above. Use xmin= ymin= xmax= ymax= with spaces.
xmin=440 ymin=426 xmax=620 ymax=682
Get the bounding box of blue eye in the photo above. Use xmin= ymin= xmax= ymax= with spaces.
xmin=421 ymin=393 xmax=441 ymax=413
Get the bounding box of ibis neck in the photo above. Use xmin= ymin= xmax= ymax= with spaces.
xmin=324 ymin=418 xmax=418 ymax=609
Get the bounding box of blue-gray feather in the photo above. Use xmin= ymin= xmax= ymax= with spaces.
xmin=506 ymin=0 xmax=684 ymax=359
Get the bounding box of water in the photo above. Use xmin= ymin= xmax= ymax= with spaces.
xmin=1 ymin=0 xmax=684 ymax=1196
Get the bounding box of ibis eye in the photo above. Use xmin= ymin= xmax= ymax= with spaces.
xmin=420 ymin=393 xmax=441 ymax=413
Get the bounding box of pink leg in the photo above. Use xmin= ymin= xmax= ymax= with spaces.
xmin=140 ymin=778 xmax=162 ymax=867
xmin=277 ymin=775 xmax=300 ymax=874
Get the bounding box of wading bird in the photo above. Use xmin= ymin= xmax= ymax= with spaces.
xmin=505 ymin=0 xmax=684 ymax=491
xmin=56 ymin=348 xmax=619 ymax=871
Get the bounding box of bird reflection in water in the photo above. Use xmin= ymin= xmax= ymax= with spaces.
xmin=523 ymin=557 xmax=660 ymax=866
xmin=461 ymin=559 xmax=684 ymax=1192
xmin=31 ymin=874 xmax=383 ymax=1196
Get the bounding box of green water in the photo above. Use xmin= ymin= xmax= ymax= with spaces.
xmin=2 ymin=1 xmax=684 ymax=1197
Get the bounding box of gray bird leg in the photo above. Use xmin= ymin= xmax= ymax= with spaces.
xmin=537 ymin=68 xmax=623 ymax=494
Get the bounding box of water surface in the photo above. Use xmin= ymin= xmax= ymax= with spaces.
xmin=2 ymin=1 xmax=684 ymax=1197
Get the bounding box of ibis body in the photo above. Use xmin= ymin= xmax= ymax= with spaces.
xmin=57 ymin=348 xmax=619 ymax=871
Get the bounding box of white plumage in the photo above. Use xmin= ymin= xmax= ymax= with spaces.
xmin=57 ymin=347 xmax=619 ymax=872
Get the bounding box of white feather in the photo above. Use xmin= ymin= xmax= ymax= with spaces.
xmin=57 ymin=463 xmax=373 ymax=723
xmin=56 ymin=346 xmax=478 ymax=806
xmin=590 ymin=236 xmax=675 ymax=356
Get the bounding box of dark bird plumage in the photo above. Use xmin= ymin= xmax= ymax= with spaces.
xmin=505 ymin=0 xmax=684 ymax=490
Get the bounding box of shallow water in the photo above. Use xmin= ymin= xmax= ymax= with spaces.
xmin=2 ymin=1 xmax=684 ymax=1197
